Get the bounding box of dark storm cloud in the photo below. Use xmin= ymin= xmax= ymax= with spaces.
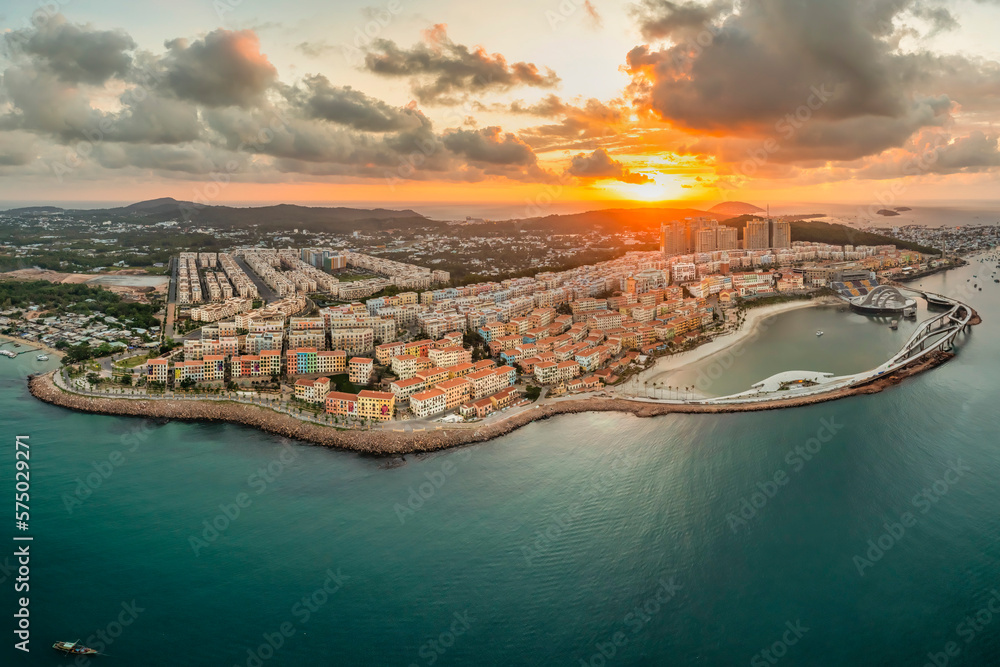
xmin=631 ymin=0 xmax=732 ymax=40
xmin=363 ymin=24 xmax=560 ymax=104
xmin=442 ymin=126 xmax=538 ymax=165
xmin=160 ymin=30 xmax=278 ymax=108
xmin=7 ymin=14 xmax=135 ymax=84
xmin=289 ymin=75 xmax=423 ymax=132
xmin=927 ymin=131 xmax=1000 ymax=173
xmin=567 ymin=148 xmax=651 ymax=183
xmin=623 ymin=0 xmax=1000 ymax=163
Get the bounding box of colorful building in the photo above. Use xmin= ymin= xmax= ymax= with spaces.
xmin=357 ymin=390 xmax=395 ymax=422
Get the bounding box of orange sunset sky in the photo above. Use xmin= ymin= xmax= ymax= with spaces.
xmin=2 ymin=0 xmax=1000 ymax=215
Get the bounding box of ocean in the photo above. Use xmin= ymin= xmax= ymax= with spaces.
xmin=2 ymin=254 xmax=999 ymax=666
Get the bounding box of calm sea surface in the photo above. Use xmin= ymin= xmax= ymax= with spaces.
xmin=2 ymin=254 xmax=1000 ymax=666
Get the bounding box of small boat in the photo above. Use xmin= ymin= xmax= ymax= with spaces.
xmin=53 ymin=640 xmax=99 ymax=656
xmin=13 ymin=343 xmax=20 ymax=347
xmin=815 ymin=331 xmax=824 ymax=337
xmin=36 ymin=354 xmax=48 ymax=361
xmin=890 ymin=320 xmax=899 ymax=330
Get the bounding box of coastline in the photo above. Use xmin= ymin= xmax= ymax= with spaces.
xmin=0 ymin=333 xmax=65 ymax=358
xmin=28 ymin=349 xmax=958 ymax=456
xmin=635 ymin=297 xmax=831 ymax=386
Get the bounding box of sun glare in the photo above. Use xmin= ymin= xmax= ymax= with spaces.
xmin=603 ymin=173 xmax=690 ymax=202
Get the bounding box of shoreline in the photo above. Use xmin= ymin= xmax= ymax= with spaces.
xmin=0 ymin=333 xmax=65 ymax=359
xmin=635 ymin=297 xmax=832 ymax=387
xmin=28 ymin=349 xmax=958 ymax=456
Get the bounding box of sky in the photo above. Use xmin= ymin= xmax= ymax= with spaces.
xmin=2 ymin=0 xmax=1000 ymax=217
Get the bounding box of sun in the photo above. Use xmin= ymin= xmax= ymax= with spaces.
xmin=601 ymin=173 xmax=690 ymax=202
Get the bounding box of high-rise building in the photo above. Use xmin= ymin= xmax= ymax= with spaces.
xmin=695 ymin=228 xmax=717 ymax=253
xmin=661 ymin=217 xmax=720 ymax=257
xmin=770 ymin=219 xmax=792 ymax=249
xmin=660 ymin=221 xmax=688 ymax=256
xmin=744 ymin=218 xmax=770 ymax=249
xmin=717 ymin=226 xmax=739 ymax=251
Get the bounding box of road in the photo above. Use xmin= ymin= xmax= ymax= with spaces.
xmin=164 ymin=256 xmax=178 ymax=340
xmin=234 ymin=255 xmax=279 ymax=302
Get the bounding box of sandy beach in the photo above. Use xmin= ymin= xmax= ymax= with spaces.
xmin=0 ymin=333 xmax=65 ymax=358
xmin=632 ymin=298 xmax=831 ymax=390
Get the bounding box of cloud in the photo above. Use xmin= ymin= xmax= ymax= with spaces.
xmin=632 ymin=0 xmax=732 ymax=41
xmin=0 ymin=131 xmax=36 ymax=166
xmin=442 ymin=126 xmax=538 ymax=165
xmin=624 ymin=0 xmax=992 ymax=164
xmin=363 ymin=24 xmax=560 ymax=104
xmin=297 ymin=40 xmax=337 ymax=58
xmin=7 ymin=14 xmax=135 ymax=85
xmin=510 ymin=95 xmax=629 ymax=150
xmin=566 ymin=148 xmax=651 ymax=183
xmin=289 ymin=75 xmax=423 ymax=132
xmin=584 ymin=1 xmax=604 ymax=28
xmin=160 ymin=29 xmax=278 ymax=108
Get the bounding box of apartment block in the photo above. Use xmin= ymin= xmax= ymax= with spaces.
xmin=410 ymin=388 xmax=447 ymax=419
xmin=357 ymin=390 xmax=395 ymax=421
xmin=325 ymin=391 xmax=357 ymax=417
xmin=294 ymin=377 xmax=330 ymax=404
xmin=349 ymin=357 xmax=374 ymax=385
xmin=146 ymin=358 xmax=169 ymax=383
xmin=317 ymin=350 xmax=347 ymax=374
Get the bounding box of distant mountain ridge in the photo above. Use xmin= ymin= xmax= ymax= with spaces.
xmin=708 ymin=201 xmax=766 ymax=216
xmin=3 ymin=198 xmax=436 ymax=234
xmin=2 ymin=198 xmax=938 ymax=253
xmin=519 ymin=207 xmax=726 ymax=232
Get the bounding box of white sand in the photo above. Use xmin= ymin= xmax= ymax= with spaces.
xmin=633 ymin=299 xmax=823 ymax=387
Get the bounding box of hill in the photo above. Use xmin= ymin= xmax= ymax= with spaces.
xmin=520 ymin=207 xmax=725 ymax=233
xmin=19 ymin=199 xmax=441 ymax=234
xmin=708 ymin=201 xmax=765 ymax=216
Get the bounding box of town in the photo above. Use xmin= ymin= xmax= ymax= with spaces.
xmin=9 ymin=215 xmax=954 ymax=429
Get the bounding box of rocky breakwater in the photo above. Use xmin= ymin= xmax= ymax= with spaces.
xmin=28 ymin=347 xmax=961 ymax=456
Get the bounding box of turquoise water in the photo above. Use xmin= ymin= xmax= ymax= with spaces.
xmin=662 ymin=302 xmax=928 ymax=397
xmin=2 ymin=255 xmax=999 ymax=666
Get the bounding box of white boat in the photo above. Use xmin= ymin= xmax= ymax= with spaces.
xmin=36 ymin=354 xmax=48 ymax=361
xmin=815 ymin=331 xmax=824 ymax=337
